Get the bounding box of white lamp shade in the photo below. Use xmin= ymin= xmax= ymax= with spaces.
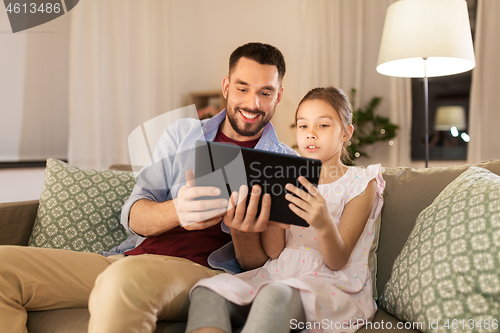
xmin=434 ymin=105 xmax=467 ymax=131
xmin=377 ymin=0 xmax=475 ymax=78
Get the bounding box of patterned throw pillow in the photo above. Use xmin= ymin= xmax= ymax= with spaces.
xmin=378 ymin=167 xmax=500 ymax=332
xmin=29 ymin=159 xmax=134 ymax=253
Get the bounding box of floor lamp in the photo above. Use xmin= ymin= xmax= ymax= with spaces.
xmin=376 ymin=0 xmax=475 ymax=167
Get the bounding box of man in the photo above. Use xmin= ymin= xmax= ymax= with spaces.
xmin=0 ymin=42 xmax=296 ymax=333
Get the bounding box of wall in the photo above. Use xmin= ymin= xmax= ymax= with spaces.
xmin=165 ymin=1 xmax=399 ymax=166
xmin=0 ymin=7 xmax=71 ymax=161
xmin=1 ymin=0 xmax=437 ymax=168
xmin=167 ymin=0 xmax=304 ymax=149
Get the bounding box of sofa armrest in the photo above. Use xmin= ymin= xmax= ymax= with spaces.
xmin=109 ymin=164 xmax=133 ymax=172
xmin=0 ymin=200 xmax=39 ymax=246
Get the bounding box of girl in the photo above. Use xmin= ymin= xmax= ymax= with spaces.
xmin=186 ymin=87 xmax=385 ymax=333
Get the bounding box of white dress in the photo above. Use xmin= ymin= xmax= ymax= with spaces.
xmin=193 ymin=165 xmax=385 ymax=333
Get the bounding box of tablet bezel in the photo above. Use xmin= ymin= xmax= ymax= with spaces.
xmin=194 ymin=141 xmax=322 ymax=227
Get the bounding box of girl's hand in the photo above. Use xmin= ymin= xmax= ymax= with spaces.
xmin=285 ymin=176 xmax=333 ymax=232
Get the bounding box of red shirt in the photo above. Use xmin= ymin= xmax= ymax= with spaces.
xmin=124 ymin=130 xmax=260 ymax=267
xmin=213 ymin=130 xmax=260 ymax=148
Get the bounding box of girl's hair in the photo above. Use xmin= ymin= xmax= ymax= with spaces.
xmin=296 ymin=87 xmax=353 ymax=163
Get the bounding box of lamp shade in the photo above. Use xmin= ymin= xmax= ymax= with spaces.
xmin=377 ymin=0 xmax=475 ymax=78
xmin=434 ymin=105 xmax=466 ymax=131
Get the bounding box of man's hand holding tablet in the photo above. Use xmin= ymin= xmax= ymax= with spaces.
xmin=176 ymin=169 xmax=228 ymax=230
xmin=194 ymin=141 xmax=322 ymax=228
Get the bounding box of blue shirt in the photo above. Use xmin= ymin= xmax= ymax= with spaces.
xmin=104 ymin=109 xmax=298 ymax=273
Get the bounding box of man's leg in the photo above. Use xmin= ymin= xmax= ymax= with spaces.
xmin=0 ymin=245 xmax=112 ymax=333
xmin=88 ymin=254 xmax=221 ymax=333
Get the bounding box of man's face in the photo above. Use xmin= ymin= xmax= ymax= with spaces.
xmin=222 ymin=57 xmax=283 ymax=140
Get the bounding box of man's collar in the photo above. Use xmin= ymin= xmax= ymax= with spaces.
xmin=202 ymin=109 xmax=227 ymax=137
xmin=255 ymin=121 xmax=279 ymax=150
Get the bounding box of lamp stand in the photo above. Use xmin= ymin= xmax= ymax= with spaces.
xmin=423 ymin=57 xmax=429 ymax=168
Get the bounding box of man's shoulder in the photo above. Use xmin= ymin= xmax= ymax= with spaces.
xmin=160 ymin=118 xmax=205 ymax=142
xmin=260 ymin=121 xmax=299 ymax=156
xmin=273 ymin=142 xmax=300 ymax=156
xmin=169 ymin=117 xmax=202 ymax=132
xmin=151 ymin=118 xmax=203 ymax=156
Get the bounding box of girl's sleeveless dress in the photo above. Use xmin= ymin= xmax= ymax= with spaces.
xmin=193 ymin=164 xmax=385 ymax=332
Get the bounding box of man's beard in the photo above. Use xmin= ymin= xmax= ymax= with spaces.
xmin=227 ymin=106 xmax=274 ymax=138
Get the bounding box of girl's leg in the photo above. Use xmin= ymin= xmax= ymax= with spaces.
xmin=241 ymin=283 xmax=306 ymax=333
xmin=186 ymin=286 xmax=249 ymax=333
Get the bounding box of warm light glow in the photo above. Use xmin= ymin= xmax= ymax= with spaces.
xmin=377 ymin=0 xmax=475 ymax=78
xmin=435 ymin=106 xmax=467 ymax=131
xmin=377 ymin=57 xmax=475 ymax=78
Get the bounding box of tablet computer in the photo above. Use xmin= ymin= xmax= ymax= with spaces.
xmin=194 ymin=141 xmax=322 ymax=227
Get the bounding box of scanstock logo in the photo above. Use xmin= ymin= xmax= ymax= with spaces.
xmin=4 ymin=0 xmax=80 ymax=33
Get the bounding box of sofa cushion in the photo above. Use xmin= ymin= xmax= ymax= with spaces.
xmin=28 ymin=159 xmax=134 ymax=253
xmin=27 ymin=309 xmax=181 ymax=333
xmin=377 ymin=159 xmax=500 ymax=297
xmin=25 ymin=305 xmax=413 ymax=333
xmin=358 ymin=308 xmax=421 ymax=332
xmin=378 ymin=166 xmax=500 ymax=329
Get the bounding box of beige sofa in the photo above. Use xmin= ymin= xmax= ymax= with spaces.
xmin=1 ymin=159 xmax=499 ymax=333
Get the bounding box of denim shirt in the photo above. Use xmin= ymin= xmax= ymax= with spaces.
xmin=103 ymin=110 xmax=298 ymax=274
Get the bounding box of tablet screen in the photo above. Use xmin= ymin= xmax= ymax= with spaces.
xmin=194 ymin=141 xmax=322 ymax=227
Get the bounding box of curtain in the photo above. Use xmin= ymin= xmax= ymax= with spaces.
xmin=467 ymin=0 xmax=500 ymax=163
xmin=68 ymin=0 xmax=173 ymax=170
xmin=68 ymin=0 xmax=412 ymax=169
xmin=297 ymin=0 xmax=412 ymax=167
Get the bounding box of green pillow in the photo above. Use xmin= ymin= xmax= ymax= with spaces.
xmin=379 ymin=166 xmax=500 ymax=331
xmin=29 ymin=159 xmax=134 ymax=253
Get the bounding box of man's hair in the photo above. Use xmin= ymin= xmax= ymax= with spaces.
xmin=229 ymin=42 xmax=286 ymax=81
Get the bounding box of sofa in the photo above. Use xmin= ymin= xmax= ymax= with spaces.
xmin=1 ymin=159 xmax=499 ymax=333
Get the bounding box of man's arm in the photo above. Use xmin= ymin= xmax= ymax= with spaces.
xmin=231 ymin=230 xmax=268 ymax=270
xmin=224 ymin=185 xmax=273 ymax=270
xmin=129 ymin=170 xmax=228 ymax=237
xmin=129 ymin=199 xmax=179 ymax=237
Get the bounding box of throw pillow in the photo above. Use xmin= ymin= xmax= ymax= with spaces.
xmin=29 ymin=159 xmax=134 ymax=253
xmin=379 ymin=166 xmax=500 ymax=331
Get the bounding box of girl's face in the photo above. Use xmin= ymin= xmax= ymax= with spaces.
xmin=296 ymin=99 xmax=352 ymax=165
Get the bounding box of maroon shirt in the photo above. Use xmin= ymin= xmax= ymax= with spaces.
xmin=124 ymin=131 xmax=260 ymax=267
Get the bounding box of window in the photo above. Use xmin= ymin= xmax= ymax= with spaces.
xmin=411 ymin=0 xmax=477 ymax=162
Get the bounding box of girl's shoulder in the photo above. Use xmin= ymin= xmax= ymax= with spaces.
xmin=318 ymin=165 xmax=385 ymax=196
xmin=346 ymin=164 xmax=385 ymax=200
xmin=349 ymin=164 xmax=383 ymax=180
xmin=321 ymin=164 xmax=382 ymax=184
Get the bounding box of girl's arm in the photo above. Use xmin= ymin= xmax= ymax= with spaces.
xmin=285 ymin=177 xmax=377 ymax=271
xmin=318 ymin=179 xmax=376 ymax=270
xmin=261 ymin=223 xmax=285 ymax=259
